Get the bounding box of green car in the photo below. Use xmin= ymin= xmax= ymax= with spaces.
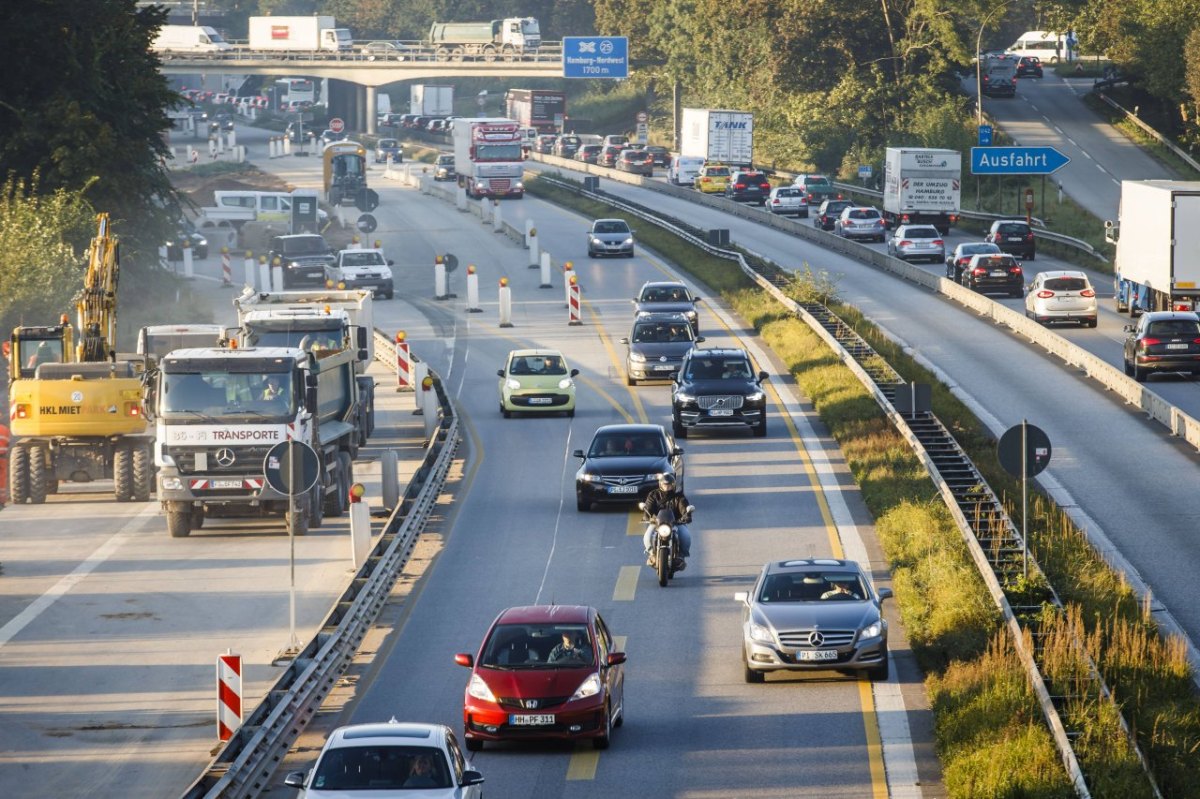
xmin=498 ymin=349 xmax=579 ymax=417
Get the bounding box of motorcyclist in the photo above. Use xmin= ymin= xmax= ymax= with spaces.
xmin=642 ymin=474 xmax=692 ymax=568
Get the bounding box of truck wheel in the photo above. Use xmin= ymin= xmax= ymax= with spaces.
xmin=113 ymin=446 xmax=133 ymax=502
xmin=481 ymin=44 xmax=497 ymax=62
xmin=132 ymin=446 xmax=153 ymax=502
xmin=167 ymin=510 xmax=192 ymax=538
xmin=9 ymin=445 xmax=29 ymax=504
xmin=309 ymin=479 xmax=325 ymax=529
xmin=337 ymin=452 xmax=354 ymax=516
xmin=28 ymin=445 xmax=48 ymax=505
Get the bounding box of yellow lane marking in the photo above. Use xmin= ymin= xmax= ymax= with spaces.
xmin=581 ymin=297 xmax=649 ymax=424
xmin=566 ymin=748 xmax=600 ymax=781
xmin=626 ymin=511 xmax=643 ymax=536
xmin=612 ymin=565 xmax=639 ymax=601
xmin=859 ymin=680 xmax=889 ymax=798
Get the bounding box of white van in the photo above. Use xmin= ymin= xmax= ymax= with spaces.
xmin=154 ymin=25 xmax=232 ymax=53
xmin=1006 ymin=31 xmax=1065 ymax=62
xmin=667 ymin=156 xmax=705 ymax=187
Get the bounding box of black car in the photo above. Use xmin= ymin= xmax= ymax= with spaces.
xmin=813 ymin=199 xmax=853 ymax=231
xmin=644 ymin=145 xmax=671 ymax=167
xmin=616 ymin=149 xmax=654 ymax=176
xmin=726 ymin=170 xmax=772 ymax=205
xmin=985 ymin=219 xmax=1036 ymax=260
xmin=961 ymin=253 xmax=1024 ymax=297
xmin=554 ymin=135 xmax=582 ymax=158
xmin=1123 ymin=311 xmax=1200 ymax=382
xmin=1017 ymin=55 xmax=1044 ymax=78
xmin=165 ymin=221 xmax=208 ymax=260
xmin=268 ymin=233 xmax=336 ymax=289
xmin=671 ymin=348 xmax=768 ymax=438
xmin=633 ymin=281 xmax=701 ymax=333
xmin=573 ymin=424 xmax=685 ymax=511
xmin=945 ymin=242 xmax=1002 ymax=281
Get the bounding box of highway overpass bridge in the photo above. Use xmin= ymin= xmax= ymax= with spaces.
xmin=158 ymin=46 xmax=565 ymax=134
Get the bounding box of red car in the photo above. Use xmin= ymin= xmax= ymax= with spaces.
xmin=455 ymin=605 xmax=626 ymax=751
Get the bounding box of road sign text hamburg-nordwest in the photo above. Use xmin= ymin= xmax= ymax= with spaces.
xmin=563 ymin=37 xmax=629 ymax=79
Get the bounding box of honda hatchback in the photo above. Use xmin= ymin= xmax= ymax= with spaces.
xmin=455 ymin=605 xmax=626 ymax=751
xmin=1025 ymin=270 xmax=1097 ymax=327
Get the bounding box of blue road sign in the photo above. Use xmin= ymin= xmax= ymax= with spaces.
xmin=970 ymin=146 xmax=1070 ymax=175
xmin=978 ymin=125 xmax=993 ymax=146
xmin=563 ymin=37 xmax=629 ymax=79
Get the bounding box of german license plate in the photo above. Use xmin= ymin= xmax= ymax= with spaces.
xmin=1008 ymin=236 xmax=1023 ymax=242
xmin=991 ymin=270 xmax=1006 ymax=277
xmin=211 ymin=479 xmax=241 ymax=489
xmin=608 ymin=485 xmax=638 ymax=494
xmin=509 ymin=714 xmax=555 ymax=726
xmin=709 ymin=408 xmax=734 ymax=417
xmin=528 ymin=397 xmax=552 ymax=404
xmin=654 ymin=364 xmax=674 ymax=371
xmin=797 ymin=650 xmax=839 ymax=662
xmin=1166 ymin=343 xmax=1188 ymax=350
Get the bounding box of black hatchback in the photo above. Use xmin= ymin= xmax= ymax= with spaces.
xmin=1123 ymin=311 xmax=1200 ymax=382
xmin=813 ymin=199 xmax=853 ymax=231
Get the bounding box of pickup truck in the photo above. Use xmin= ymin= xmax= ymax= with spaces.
xmin=325 ymin=249 xmax=395 ymax=299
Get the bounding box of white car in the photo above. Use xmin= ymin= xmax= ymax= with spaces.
xmin=766 ymin=186 xmax=809 ymax=217
xmin=326 ymin=248 xmax=394 ymax=299
xmin=285 ymin=721 xmax=484 ymax=798
xmin=1025 ymin=270 xmax=1098 ymax=327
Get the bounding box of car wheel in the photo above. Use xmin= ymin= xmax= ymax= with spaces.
xmin=592 ymin=703 xmax=612 ymax=750
xmin=587 ymin=249 xmax=595 ymax=258
xmin=1010 ymin=289 xmax=1023 ymax=298
xmin=627 ymin=249 xmax=635 ymax=258
xmin=577 ymin=494 xmax=589 ymax=512
xmin=465 ymin=737 xmax=483 ymax=752
xmin=626 ymin=374 xmax=636 ymax=386
xmin=1123 ymin=358 xmax=1133 ymax=376
xmin=673 ymin=419 xmax=687 ymax=438
xmin=1133 ymin=363 xmax=1147 ymax=382
xmin=744 ymin=657 xmax=765 ymax=684
xmin=868 ymin=656 xmax=890 ymax=681
xmin=501 ymin=403 xmax=511 ymax=418
xmin=566 ymin=407 xmax=575 ymax=418
xmin=1087 ymin=318 xmax=1098 ymax=328
xmin=753 ymin=416 xmax=767 ymax=438
xmin=1026 ymin=252 xmax=1035 ymax=261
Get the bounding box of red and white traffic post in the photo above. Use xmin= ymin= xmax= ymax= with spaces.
xmin=563 ymin=261 xmax=574 ymax=307
xmin=220 ymin=247 xmax=232 ymax=287
xmin=568 ymin=275 xmax=582 ymax=326
xmin=394 ymin=331 xmax=412 ymax=391
xmin=216 ymin=650 xmax=242 ymax=742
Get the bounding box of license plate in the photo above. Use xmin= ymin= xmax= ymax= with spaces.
xmin=528 ymin=397 xmax=552 ymax=404
xmin=1007 ymin=236 xmax=1023 ymax=242
xmin=797 ymin=650 xmax=839 ymax=662
xmin=608 ymin=485 xmax=639 ymax=494
xmin=709 ymin=408 xmax=734 ymax=417
xmin=211 ymin=479 xmax=241 ymax=489
xmin=509 ymin=714 xmax=555 ymax=726
xmin=1166 ymin=343 xmax=1188 ymax=350
xmin=653 ymin=364 xmax=675 ymax=371
xmin=991 ymin=270 xmax=1006 ymax=277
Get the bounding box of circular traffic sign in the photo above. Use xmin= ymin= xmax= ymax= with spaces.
xmin=997 ymin=422 xmax=1052 ymax=478
xmin=263 ymin=441 xmax=320 ymax=497
xmin=356 ymin=213 xmax=378 ymax=234
xmin=636 ymin=111 xmax=648 ymax=123
xmin=329 ymin=117 xmax=345 ymax=133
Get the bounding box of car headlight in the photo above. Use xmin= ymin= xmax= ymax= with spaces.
xmin=514 ymin=181 xmax=524 ymax=189
xmin=749 ymin=622 xmax=774 ymax=643
xmin=674 ymin=391 xmax=696 ymax=404
xmin=745 ymin=391 xmax=764 ymax=402
xmin=379 ymin=267 xmax=393 ymax=279
xmin=685 ymin=311 xmax=697 ymax=319
xmin=161 ymin=477 xmax=183 ymax=491
xmin=506 ymin=378 xmax=521 ymax=390
xmin=590 ymin=236 xmax=602 ymax=245
xmin=197 ymin=237 xmax=207 ymax=247
xmin=859 ymin=620 xmax=883 ymax=640
xmin=558 ymin=377 xmax=574 ymax=390
xmin=570 ymin=673 xmax=602 ymax=702
xmin=622 ymin=237 xmax=634 ymax=246
xmin=467 ymin=673 xmax=496 ymax=702
xmin=628 ymin=351 xmax=647 ymax=363
xmin=578 ymin=472 xmax=601 ymax=483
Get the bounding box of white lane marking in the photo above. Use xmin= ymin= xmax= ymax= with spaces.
xmin=1096 ymin=164 xmax=1107 ymax=174
xmin=0 ymin=504 xmax=158 ymax=648
xmin=1053 ymin=126 xmax=1063 ymax=134
xmin=1066 ymin=138 xmax=1077 ymax=146
xmin=1082 ymin=151 xmax=1094 ymax=160
xmin=1113 ymin=178 xmax=1121 ymax=186
xmin=534 ymin=429 xmax=577 ymax=605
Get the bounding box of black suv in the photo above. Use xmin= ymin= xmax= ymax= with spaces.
xmin=985 ymin=219 xmax=1036 ymax=260
xmin=726 ymin=170 xmax=772 ymax=205
xmin=268 ymin=234 xmax=336 ymax=289
xmin=671 ymin=348 xmax=769 ymax=438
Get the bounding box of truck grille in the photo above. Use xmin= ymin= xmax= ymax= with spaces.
xmin=171 ymin=445 xmax=274 ymax=475
xmin=697 ymin=395 xmax=744 ymax=410
xmin=490 ymin=179 xmax=511 ymax=193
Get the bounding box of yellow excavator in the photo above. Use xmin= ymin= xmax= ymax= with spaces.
xmin=7 ymin=213 xmax=152 ymax=503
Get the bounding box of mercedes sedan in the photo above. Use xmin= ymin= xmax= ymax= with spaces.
xmin=574 ymin=424 xmax=684 ymax=511
xmin=736 ymin=558 xmax=892 ymax=682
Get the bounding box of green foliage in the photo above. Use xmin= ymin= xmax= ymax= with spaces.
xmin=0 ymin=177 xmax=97 ymax=337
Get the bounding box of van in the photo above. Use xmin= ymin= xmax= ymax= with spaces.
xmin=1005 ymin=31 xmax=1064 ymax=62
xmin=667 ymin=156 xmax=705 ymax=187
xmin=154 ymin=25 xmax=232 ymax=53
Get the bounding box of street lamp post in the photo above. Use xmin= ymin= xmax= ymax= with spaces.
xmin=975 ymin=2 xmax=1011 ymax=127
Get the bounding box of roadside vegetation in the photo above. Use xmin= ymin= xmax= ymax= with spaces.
xmin=527 ymin=173 xmax=1200 ymax=797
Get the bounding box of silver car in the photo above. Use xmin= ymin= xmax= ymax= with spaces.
xmin=620 ymin=313 xmax=704 ymax=384
xmin=766 ymin=186 xmax=809 ymax=217
xmin=1025 ymin=270 xmax=1097 ymax=327
xmin=834 ymin=206 xmax=887 ymax=242
xmin=735 ymin=558 xmax=892 ymax=682
xmin=587 ymin=218 xmax=635 ymax=258
xmin=887 ymin=224 xmax=945 ymax=263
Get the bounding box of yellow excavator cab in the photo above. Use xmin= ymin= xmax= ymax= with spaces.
xmin=10 ymin=324 xmax=72 ymax=381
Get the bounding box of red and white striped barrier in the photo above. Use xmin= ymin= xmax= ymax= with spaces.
xmin=568 ymin=276 xmax=582 ymax=326
xmin=395 ymin=331 xmax=412 ymax=391
xmin=220 ymin=247 xmax=232 ymax=287
xmin=216 ymin=651 xmax=242 ymax=741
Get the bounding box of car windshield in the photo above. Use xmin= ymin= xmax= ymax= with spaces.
xmin=508 ymin=354 xmax=567 ymax=376
xmin=997 ymin=223 xmax=1029 ymax=235
xmin=641 ymin=286 xmax=690 ymax=302
xmin=437 ymin=155 xmax=453 ymax=165
xmin=978 ymin=256 xmax=1019 ymax=268
xmin=593 ymin=221 xmax=629 ymax=234
xmin=804 ymin=176 xmax=831 ymax=187
xmin=632 ymin=321 xmax=693 ymax=343
xmin=281 ymin=237 xmax=329 ymax=255
xmin=962 ymin=244 xmax=999 ymax=255
xmin=481 ymin=623 xmax=594 ymax=668
xmin=160 ymin=371 xmax=294 ymax=416
xmin=379 ymin=139 xmax=398 ymax=148
xmin=775 ymin=188 xmax=800 ymax=197
xmin=589 ymin=432 xmax=666 ymax=457
xmin=849 ymin=209 xmax=878 ymax=219
xmin=758 ymin=571 xmax=867 ymax=602
xmin=1147 ymin=319 xmax=1200 ymax=336
xmin=1043 ymin=277 xmax=1088 ymax=292
xmin=904 ymin=227 xmax=940 ymax=239
xmin=705 ymin=167 xmax=730 ymax=176
xmin=311 ymin=745 xmax=452 ymax=791
xmin=685 ymin=357 xmax=751 ymax=380
xmin=341 ymin=252 xmax=386 ymax=267
xmin=623 ymin=151 xmax=647 ymax=160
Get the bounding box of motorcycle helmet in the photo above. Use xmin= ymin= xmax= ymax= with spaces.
xmin=658 ymin=473 xmax=676 ymax=492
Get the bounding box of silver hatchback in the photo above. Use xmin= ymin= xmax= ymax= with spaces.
xmin=887 ymin=224 xmax=945 ymax=263
xmin=766 ymin=186 xmax=809 ymax=217
xmin=835 ymin=207 xmax=887 ymax=242
xmin=735 ymin=558 xmax=892 ymax=682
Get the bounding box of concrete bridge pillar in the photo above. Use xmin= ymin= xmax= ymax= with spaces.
xmin=366 ymin=85 xmax=377 ymax=136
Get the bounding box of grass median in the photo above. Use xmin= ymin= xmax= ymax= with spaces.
xmin=526 ymin=173 xmax=1200 ymax=797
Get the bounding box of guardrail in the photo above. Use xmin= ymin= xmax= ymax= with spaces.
xmin=179 ymin=330 xmax=459 ymax=799
xmin=1093 ymin=91 xmax=1200 ymax=174
xmin=532 ymin=172 xmax=1178 ymax=798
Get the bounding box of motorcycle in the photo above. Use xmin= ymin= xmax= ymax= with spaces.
xmin=640 ymin=502 xmax=694 ymax=587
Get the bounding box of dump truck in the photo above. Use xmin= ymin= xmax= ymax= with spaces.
xmin=1108 ymin=180 xmax=1200 ymax=314
xmin=428 ymin=18 xmax=540 ymax=60
xmin=881 ymin=147 xmax=962 ymax=234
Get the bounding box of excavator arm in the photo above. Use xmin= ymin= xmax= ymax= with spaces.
xmin=75 ymin=213 xmax=120 ymax=363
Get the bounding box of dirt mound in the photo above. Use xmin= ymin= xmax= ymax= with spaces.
xmin=173 ymin=167 xmax=291 ymax=208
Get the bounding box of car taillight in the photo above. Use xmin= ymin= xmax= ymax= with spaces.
xmin=973 ymin=267 xmax=987 ymax=276
xmin=900 ymin=240 xmax=912 ymax=247
xmin=1009 ymin=266 xmax=1023 ymax=274
xmin=734 ymin=183 xmax=746 ymax=189
xmin=1026 ymin=232 xmax=1034 ymax=240
xmin=958 ymin=258 xmax=969 ymax=265
xmin=1081 ymin=289 xmax=1096 ymax=297
xmin=901 ymin=214 xmax=910 ymax=223
xmin=836 ymin=194 xmax=844 ymax=200
xmin=126 ymin=402 xmax=141 ymax=417
xmin=759 ymin=183 xmax=770 ymax=190
xmin=1141 ymin=337 xmax=1162 ymax=347
xmin=932 ymin=239 xmax=944 ymax=246
xmin=1036 ymin=290 xmax=1054 ymax=298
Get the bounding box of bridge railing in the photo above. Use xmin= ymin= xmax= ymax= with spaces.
xmin=158 ymin=42 xmax=564 ymax=64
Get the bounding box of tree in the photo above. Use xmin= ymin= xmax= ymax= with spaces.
xmin=0 ymin=1 xmax=178 ymax=227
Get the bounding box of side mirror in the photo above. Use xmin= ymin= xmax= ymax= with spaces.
xmin=733 ymin=591 xmax=749 ymax=604
xmin=305 ymin=386 xmax=318 ymax=413
xmin=877 ymin=587 xmax=894 ymax=602
xmin=497 ymin=369 xmax=505 ymax=377
xmin=693 ymin=297 xmax=701 ymax=303
xmin=284 ymin=772 xmax=306 ymax=788
xmin=357 ymin=348 xmax=368 ymax=362
xmin=696 ymin=336 xmax=706 ymax=342
xmin=672 ymin=448 xmax=684 ymax=456
xmin=758 ymin=371 xmax=769 ymax=382
xmin=1123 ymin=324 xmax=1134 ymax=333
xmin=454 ymin=653 xmax=474 ymax=668
xmin=572 ymin=448 xmax=585 ymax=459
xmin=619 ymin=337 xmax=629 ymax=344
xmin=387 ymin=259 xmax=395 ymax=266
xmin=606 ymin=652 xmax=627 ymax=667
xmin=461 ymin=770 xmax=485 ymax=787
xmin=570 ymin=368 xmax=580 ymax=377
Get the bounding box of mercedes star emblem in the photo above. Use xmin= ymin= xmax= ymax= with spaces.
xmin=807 ymin=631 xmax=825 ymax=647
xmin=215 ymin=448 xmax=236 ymax=467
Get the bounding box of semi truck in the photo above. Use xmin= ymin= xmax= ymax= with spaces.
xmin=153 ymin=25 xmax=232 ymax=53
xmin=881 ymin=147 xmax=962 ymax=234
xmin=247 ymin=16 xmax=352 ymax=52
xmin=411 ymin=85 xmax=455 ymax=117
xmin=505 ymin=89 xmax=566 ymax=135
xmin=151 ymin=343 xmax=363 ymax=538
xmin=453 ymin=118 xmax=526 ymax=199
xmin=428 ymin=18 xmax=541 ymax=60
xmin=679 ymin=108 xmax=754 ymax=168
xmin=1108 ymin=180 xmax=1200 ymax=314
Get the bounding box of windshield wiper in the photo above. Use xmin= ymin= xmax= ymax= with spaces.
xmin=167 ymin=409 xmax=219 ymax=423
